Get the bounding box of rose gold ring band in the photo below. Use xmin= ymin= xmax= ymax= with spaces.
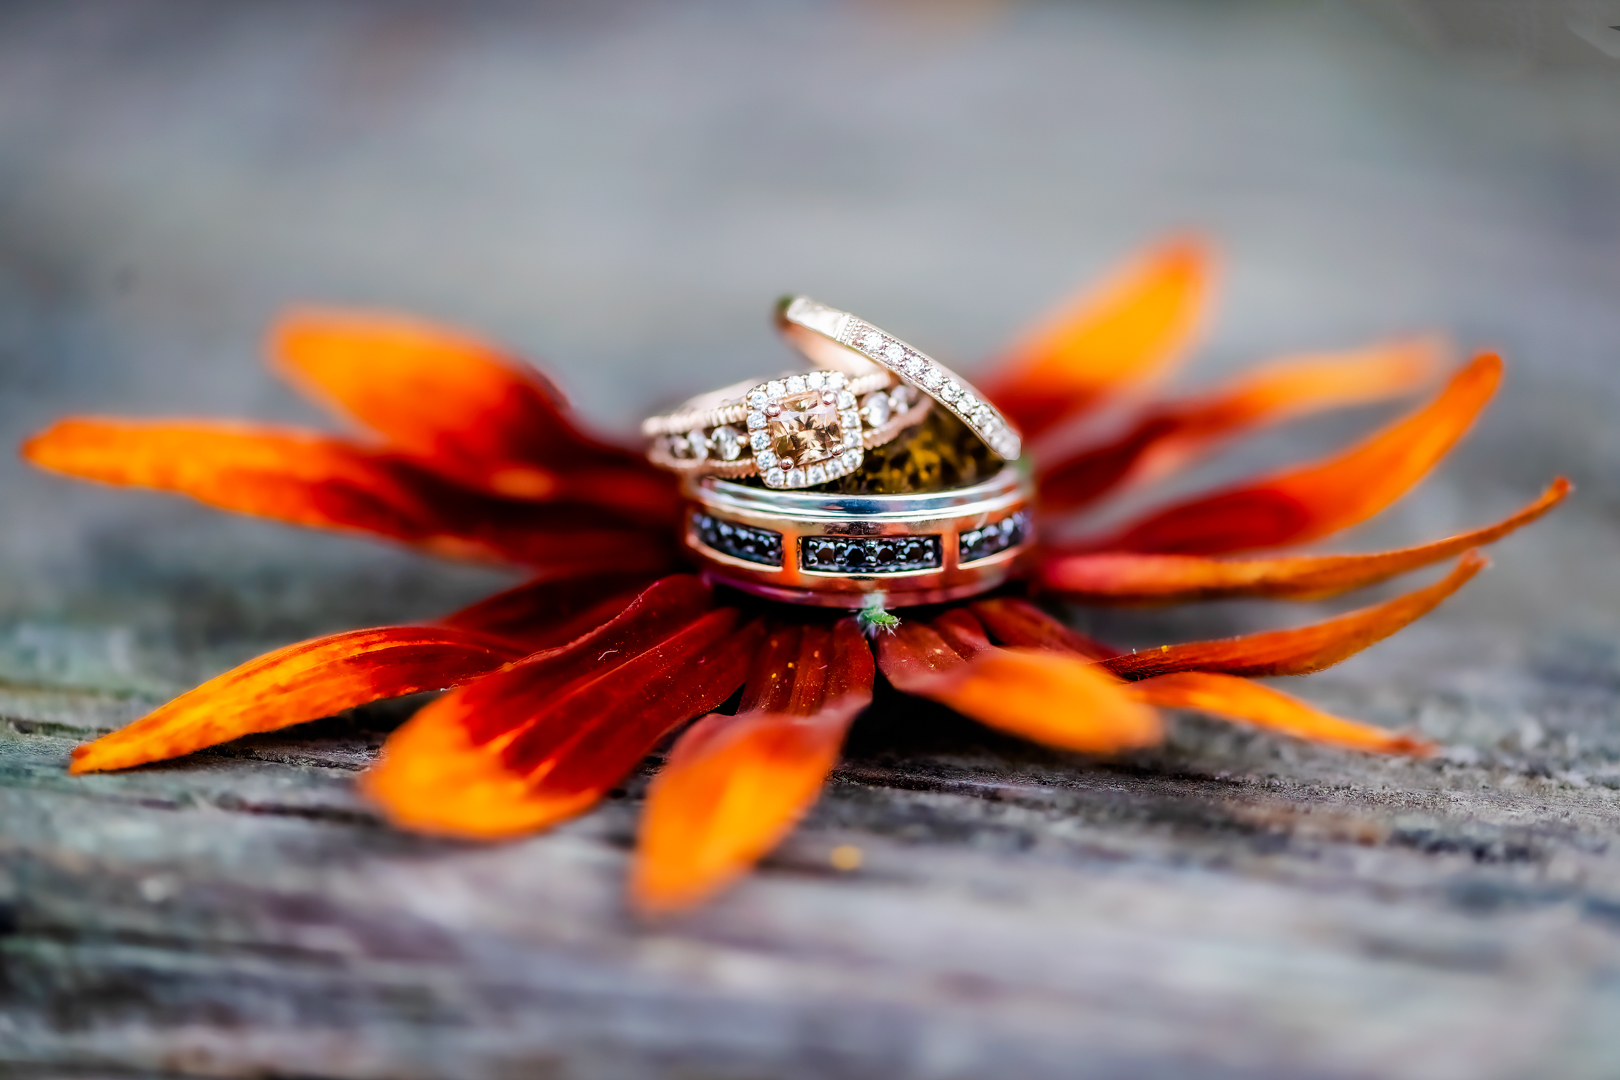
xmin=642 ymin=369 xmax=930 ymax=487
xmin=680 ymin=464 xmax=1035 ymax=608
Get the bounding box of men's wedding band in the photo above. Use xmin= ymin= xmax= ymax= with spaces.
xmin=681 ymin=464 xmax=1035 ymax=608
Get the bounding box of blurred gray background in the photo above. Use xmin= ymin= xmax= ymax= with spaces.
xmin=5 ymin=3 xmax=1620 ymax=1078
xmin=2 ymin=0 xmax=1617 ymax=690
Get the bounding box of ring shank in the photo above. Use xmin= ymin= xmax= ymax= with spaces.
xmin=681 ymin=464 xmax=1035 ymax=608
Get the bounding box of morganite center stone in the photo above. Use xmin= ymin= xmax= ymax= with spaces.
xmin=768 ymin=390 xmax=842 ymax=467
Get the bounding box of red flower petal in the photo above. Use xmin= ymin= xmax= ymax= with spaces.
xmin=969 ymin=597 xmax=1113 ymax=659
xmin=1129 ymin=672 xmax=1435 ymax=755
xmin=1037 ymin=337 xmax=1444 ymax=513
xmin=439 ymin=568 xmax=662 ymax=652
xmin=361 ymin=576 xmax=763 ymax=838
xmin=874 ymin=617 xmax=978 ymax=683
xmin=453 ymin=575 xmax=723 ymax=745
xmin=273 ymin=309 xmax=678 ymax=524
xmin=980 ymin=236 xmax=1212 ymax=439
xmin=1071 ymin=354 xmax=1502 ymax=555
xmin=877 ymin=614 xmax=1160 ymax=754
xmin=632 ymin=618 xmax=875 ymax=913
xmin=1042 ymin=479 xmax=1568 ymax=603
xmin=69 ymin=626 xmax=524 ymax=774
xmin=1101 ymin=550 xmax=1484 ymax=680
xmin=21 ymin=419 xmax=671 ymax=572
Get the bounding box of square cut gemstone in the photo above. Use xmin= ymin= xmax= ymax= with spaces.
xmin=768 ymin=389 xmax=844 ymax=469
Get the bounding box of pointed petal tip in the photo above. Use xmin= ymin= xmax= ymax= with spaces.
xmin=1156 ymin=231 xmax=1217 ymax=273
xmin=1387 ymin=732 xmax=1441 ymax=757
xmin=356 ymin=704 xmax=603 ymax=841
xmin=1102 ymin=549 xmax=1488 ymax=682
xmin=19 ymin=418 xmax=125 ymax=474
xmin=18 ymin=425 xmax=54 ymax=465
xmin=1034 ymin=333 xmax=1459 ymax=516
xmin=60 ymin=626 xmax=523 ymax=776
xmin=1076 ymin=346 xmax=1511 ymax=557
xmin=1130 ymin=671 xmax=1439 ymax=756
xmin=1044 ymin=478 xmax=1565 ymax=605
xmin=985 ymin=233 xmax=1219 ymax=437
xmin=270 ymin=304 xmax=481 ymax=349
xmin=630 ymin=620 xmax=874 ymax=913
xmin=629 ymin=863 xmax=727 ymax=917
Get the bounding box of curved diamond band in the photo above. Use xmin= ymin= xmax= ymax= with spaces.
xmin=681 ymin=463 xmax=1035 ymax=608
xmin=643 ymin=369 xmax=930 ymax=487
xmin=777 ymin=296 xmax=1022 ymax=462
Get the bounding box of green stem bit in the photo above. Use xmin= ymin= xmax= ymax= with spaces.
xmin=857 ymin=593 xmax=901 ymax=635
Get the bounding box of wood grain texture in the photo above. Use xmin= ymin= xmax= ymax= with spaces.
xmin=7 ymin=672 xmax=1620 ymax=1080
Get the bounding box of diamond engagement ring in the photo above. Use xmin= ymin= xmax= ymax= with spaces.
xmin=649 ymin=296 xmax=1034 ymax=606
xmin=777 ymin=296 xmax=1022 ymax=461
xmin=642 ymin=369 xmax=930 ymax=488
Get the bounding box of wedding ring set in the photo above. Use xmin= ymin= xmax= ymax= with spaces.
xmin=643 ymin=297 xmax=1033 ymax=608
xmin=641 ymin=369 xmax=928 ymax=486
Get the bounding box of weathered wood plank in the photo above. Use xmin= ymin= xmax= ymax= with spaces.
xmin=7 ymin=676 xmax=1620 ymax=1079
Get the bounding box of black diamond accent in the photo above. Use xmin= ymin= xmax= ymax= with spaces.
xmin=958 ymin=510 xmax=1030 ymax=564
xmin=799 ymin=534 xmax=942 ymax=574
xmin=693 ymin=512 xmax=782 ymax=567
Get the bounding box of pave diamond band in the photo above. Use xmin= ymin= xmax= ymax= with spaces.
xmin=681 ymin=464 xmax=1035 ymax=608
xmin=777 ymin=296 xmax=1021 ymax=462
xmin=643 ymin=369 xmax=929 ymax=487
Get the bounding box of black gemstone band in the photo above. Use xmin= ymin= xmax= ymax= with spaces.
xmin=693 ymin=512 xmax=782 ymax=567
xmin=959 ymin=510 xmax=1030 ymax=565
xmin=800 ymin=534 xmax=942 ymax=574
xmin=681 ymin=466 xmax=1033 ymax=608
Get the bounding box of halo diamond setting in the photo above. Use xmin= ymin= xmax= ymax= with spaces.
xmin=746 ymin=371 xmax=864 ymax=488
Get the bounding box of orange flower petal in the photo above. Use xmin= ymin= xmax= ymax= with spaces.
xmin=1129 ymin=671 xmax=1434 ymax=755
xmin=969 ymin=597 xmax=1113 ymax=659
xmin=1043 ymin=479 xmax=1568 ymax=603
xmin=1037 ymin=337 xmax=1445 ymax=512
xmin=361 ymin=576 xmax=763 ymax=838
xmin=21 ymin=418 xmax=670 ymax=571
xmin=1073 ymin=354 xmax=1503 ymax=555
xmin=632 ymin=619 xmax=875 ymax=913
xmin=980 ymin=236 xmax=1213 ymax=438
xmin=1102 ymin=551 xmax=1485 ymax=680
xmin=24 ymin=418 xmax=439 ymax=533
xmin=439 ymin=568 xmax=662 ymax=652
xmin=273 ymin=309 xmax=679 ymax=524
xmin=929 ymin=648 xmax=1162 ymax=754
xmin=877 ymin=614 xmax=1160 ymax=754
xmin=69 ymin=626 xmax=524 ymax=774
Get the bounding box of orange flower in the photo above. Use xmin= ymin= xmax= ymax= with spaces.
xmin=23 ymin=237 xmax=1569 ymax=913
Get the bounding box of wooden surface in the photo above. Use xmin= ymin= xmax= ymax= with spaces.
xmin=9 ymin=674 xmax=1620 ymax=1079
xmin=4 ymin=2 xmax=1620 ymax=1077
